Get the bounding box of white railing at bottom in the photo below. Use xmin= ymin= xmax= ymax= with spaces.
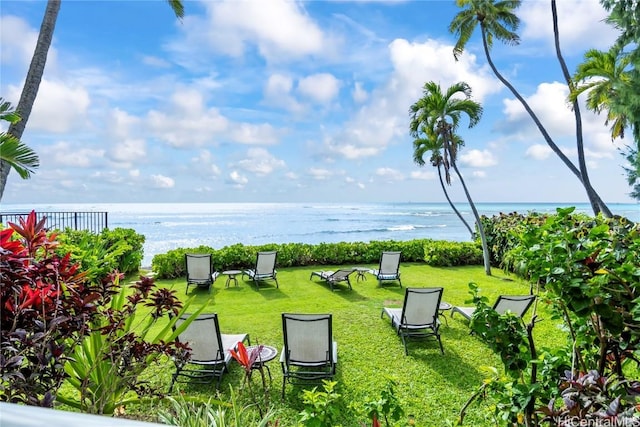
xmin=0 ymin=402 xmax=175 ymax=427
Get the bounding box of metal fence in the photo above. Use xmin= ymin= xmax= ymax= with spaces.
xmin=0 ymin=211 xmax=108 ymax=233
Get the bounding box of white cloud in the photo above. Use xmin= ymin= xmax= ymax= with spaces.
xmin=520 ymin=1 xmax=618 ymax=51
xmin=297 ymin=73 xmax=341 ymax=104
xmin=410 ymin=170 xmax=436 ymax=180
xmin=0 ymin=15 xmax=46 ymax=69
xmin=228 ymin=170 xmax=248 ymax=187
xmin=459 ymin=149 xmax=498 ymax=168
xmin=236 ymin=147 xmax=286 ymax=175
xmin=501 ymin=82 xmax=573 ymax=138
xmin=375 ymin=167 xmax=404 ymax=181
xmin=352 ymin=82 xmax=368 ymax=103
xmin=108 ymin=138 xmax=147 ymax=163
xmin=308 ymin=168 xmax=332 ymax=180
xmin=40 ymin=141 xmax=104 ymax=168
xmin=323 ymin=38 xmax=500 ymax=162
xmin=191 ymin=150 xmax=221 ymax=177
xmin=264 ymin=73 xmax=304 ymax=112
xmin=7 ymin=79 xmax=90 ymax=133
xmin=151 ymin=174 xmax=175 ymax=189
xmin=146 ymin=88 xmax=229 ymax=147
xmin=230 ymin=123 xmax=280 ymax=145
xmin=193 ymin=0 xmax=328 ymax=61
xmin=141 ymin=55 xmax=171 ymax=68
xmin=526 ymin=144 xmax=553 ymax=160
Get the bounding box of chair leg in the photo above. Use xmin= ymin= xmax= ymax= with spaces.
xmin=281 ymin=376 xmax=287 ymax=399
xmin=401 ymin=333 xmax=408 ymax=356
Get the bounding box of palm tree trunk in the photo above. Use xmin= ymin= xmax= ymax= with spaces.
xmin=0 ymin=0 xmax=61 ymax=201
xmin=437 ymin=164 xmax=475 ymax=239
xmin=450 ymin=159 xmax=491 ymax=276
xmin=550 ymin=0 xmax=612 ymax=218
xmin=479 ymin=25 xmax=608 ymax=217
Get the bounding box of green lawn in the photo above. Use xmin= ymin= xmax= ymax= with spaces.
xmin=135 ymin=263 xmax=566 ymax=426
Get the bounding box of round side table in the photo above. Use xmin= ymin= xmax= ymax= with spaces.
xmin=221 ymin=270 xmax=242 ymax=287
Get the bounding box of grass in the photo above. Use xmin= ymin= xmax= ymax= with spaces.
xmin=127 ymin=264 xmax=566 ymax=425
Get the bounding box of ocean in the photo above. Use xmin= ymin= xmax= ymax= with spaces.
xmin=2 ymin=202 xmax=638 ymax=267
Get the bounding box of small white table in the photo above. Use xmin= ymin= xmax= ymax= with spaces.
xmin=221 ymin=270 xmax=242 ymax=287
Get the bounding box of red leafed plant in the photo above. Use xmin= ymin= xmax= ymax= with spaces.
xmin=229 ymin=341 xmax=263 ymax=374
xmin=1 ymin=211 xmax=101 ymax=407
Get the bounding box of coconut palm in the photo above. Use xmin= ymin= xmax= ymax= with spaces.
xmin=410 ymin=81 xmax=491 ymax=275
xmin=449 ymin=0 xmax=612 ymax=217
xmin=0 ymin=98 xmax=39 ymax=179
xmin=0 ymin=0 xmax=184 ymax=201
xmin=412 ymin=126 xmax=475 ymax=239
xmin=570 ymin=47 xmax=633 ymax=141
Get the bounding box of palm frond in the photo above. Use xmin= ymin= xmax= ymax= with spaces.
xmin=0 ymin=132 xmax=40 ymax=179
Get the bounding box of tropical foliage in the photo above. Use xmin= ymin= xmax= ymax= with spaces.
xmin=459 ymin=208 xmax=640 ymax=425
xmin=57 ymin=274 xmax=203 ymax=415
xmin=0 ymin=98 xmax=39 ymax=180
xmin=409 ymin=81 xmax=491 ymax=275
xmin=0 ymin=211 xmax=98 ymax=406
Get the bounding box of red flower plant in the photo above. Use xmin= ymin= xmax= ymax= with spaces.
xmin=229 ymin=341 xmax=263 ymax=373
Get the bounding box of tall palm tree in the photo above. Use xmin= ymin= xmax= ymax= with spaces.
xmin=412 ymin=126 xmax=476 ymax=239
xmin=449 ymin=0 xmax=612 ymax=217
xmin=0 ymin=98 xmax=39 ymax=179
xmin=410 ymin=81 xmax=491 ymax=275
xmin=0 ymin=0 xmax=184 ymax=201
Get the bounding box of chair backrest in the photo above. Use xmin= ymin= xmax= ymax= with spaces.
xmin=175 ymin=313 xmax=224 ymax=363
xmin=493 ymin=295 xmax=536 ymax=318
xmin=255 ymin=251 xmax=277 ymax=275
xmin=185 ymin=253 xmax=213 ymax=283
xmin=282 ymin=313 xmax=332 ymax=365
xmin=379 ymin=251 xmax=401 ymax=275
xmin=401 ymin=287 xmax=443 ymax=327
xmin=330 ymin=269 xmax=354 ymax=281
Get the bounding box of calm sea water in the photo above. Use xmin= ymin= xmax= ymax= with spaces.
xmin=2 ymin=202 xmax=638 ymax=267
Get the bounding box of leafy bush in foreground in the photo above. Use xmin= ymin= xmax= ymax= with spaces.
xmin=0 ymin=212 xmax=99 ymax=407
xmin=57 ymin=227 xmax=145 ymax=281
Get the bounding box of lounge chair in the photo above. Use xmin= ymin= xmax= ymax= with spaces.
xmin=309 ymin=268 xmax=355 ymax=291
xmin=370 ymin=251 xmax=402 ymax=287
xmin=280 ymin=313 xmax=337 ymax=398
xmin=381 ymin=287 xmax=444 ymax=355
xmin=185 ymin=253 xmax=218 ymax=294
xmin=169 ymin=313 xmax=250 ymax=391
xmin=451 ymin=294 xmax=536 ymax=321
xmin=243 ymin=250 xmax=279 ymax=290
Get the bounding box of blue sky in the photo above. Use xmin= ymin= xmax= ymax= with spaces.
xmin=1 ymin=0 xmax=635 ymax=204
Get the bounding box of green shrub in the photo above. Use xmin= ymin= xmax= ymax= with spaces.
xmin=151 ymin=239 xmax=480 ymax=279
xmin=423 ymin=240 xmax=482 ymax=266
xmin=57 ymin=227 xmax=145 ymax=282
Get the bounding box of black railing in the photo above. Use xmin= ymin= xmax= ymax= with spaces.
xmin=0 ymin=211 xmax=108 ymax=233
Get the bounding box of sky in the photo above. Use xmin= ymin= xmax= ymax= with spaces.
xmin=1 ymin=0 xmax=637 ymax=205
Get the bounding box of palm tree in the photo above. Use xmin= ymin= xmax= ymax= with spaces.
xmin=0 ymin=98 xmax=39 ymax=179
xmin=412 ymin=126 xmax=475 ymax=238
xmin=0 ymin=0 xmax=184 ymax=201
xmin=570 ymin=47 xmax=632 ymax=141
xmin=410 ymin=81 xmax=491 ymax=275
xmin=449 ymin=0 xmax=612 ymax=217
